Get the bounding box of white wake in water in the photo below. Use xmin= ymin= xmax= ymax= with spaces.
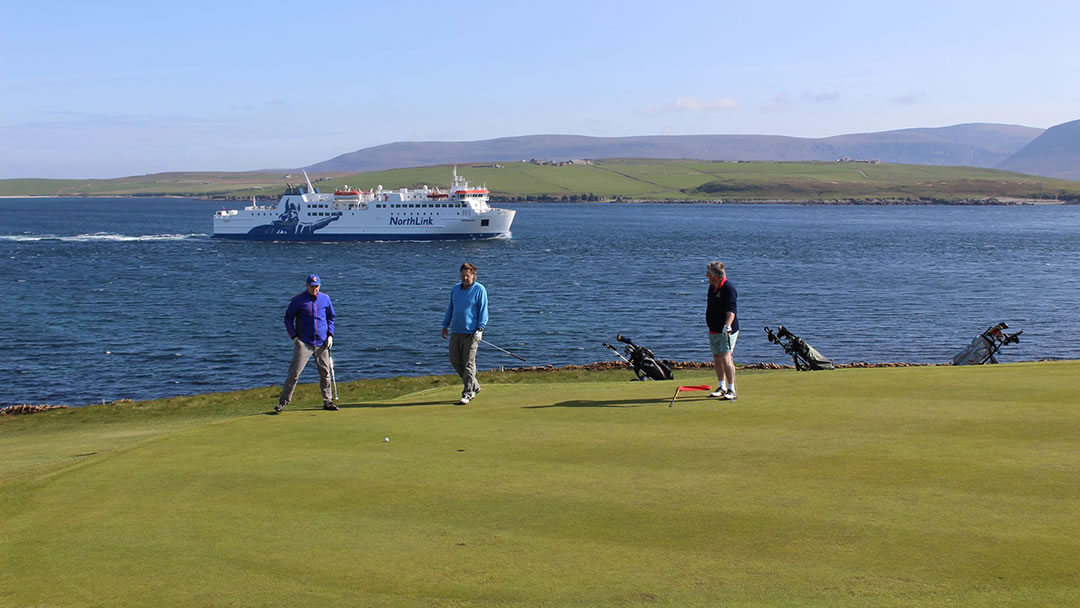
xmin=0 ymin=232 xmax=210 ymax=242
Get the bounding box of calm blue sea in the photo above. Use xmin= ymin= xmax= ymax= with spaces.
xmin=2 ymin=198 xmax=1078 ymax=406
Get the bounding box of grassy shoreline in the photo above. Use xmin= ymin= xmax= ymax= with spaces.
xmin=3 ymin=361 xmax=1079 ymax=606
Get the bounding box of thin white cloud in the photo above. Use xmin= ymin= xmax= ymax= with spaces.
xmin=762 ymin=92 xmax=838 ymax=113
xmin=891 ymin=94 xmax=921 ymax=105
xmin=670 ymin=96 xmax=739 ymax=112
xmin=10 ymin=111 xmax=209 ymax=130
xmin=763 ymin=94 xmax=793 ymax=113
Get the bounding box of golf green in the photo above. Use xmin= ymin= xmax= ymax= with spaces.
xmin=3 ymin=362 xmax=1078 ymax=607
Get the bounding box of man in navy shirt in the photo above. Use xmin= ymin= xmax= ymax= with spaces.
xmin=706 ymin=261 xmax=739 ymax=400
xmin=276 ymin=273 xmax=337 ymax=413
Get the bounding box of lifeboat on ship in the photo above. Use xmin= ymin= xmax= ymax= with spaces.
xmin=334 ymin=186 xmax=362 ymax=202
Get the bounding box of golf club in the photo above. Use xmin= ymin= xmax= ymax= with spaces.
xmin=322 ymin=345 xmax=339 ymax=402
xmin=602 ymin=343 xmax=631 ymax=363
xmin=330 ymin=355 xmax=338 ymax=401
xmin=480 ymin=339 xmax=526 ymax=361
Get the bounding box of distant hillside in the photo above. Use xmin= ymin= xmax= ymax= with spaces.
xmin=997 ymin=119 xmax=1080 ymax=180
xmin=306 ymin=123 xmax=1044 ymax=173
xmin=9 ymin=160 xmax=1079 ymax=202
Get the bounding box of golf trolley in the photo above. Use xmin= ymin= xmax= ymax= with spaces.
xmin=952 ymin=322 xmax=1023 ymax=365
xmin=603 ymin=334 xmax=674 ymax=381
xmin=764 ymin=326 xmax=835 ymax=371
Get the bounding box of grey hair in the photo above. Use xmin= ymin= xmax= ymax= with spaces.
xmin=706 ymin=261 xmax=726 ymax=278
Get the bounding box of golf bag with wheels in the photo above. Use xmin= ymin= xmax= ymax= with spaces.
xmin=603 ymin=334 xmax=674 ymax=381
xmin=952 ymin=322 xmax=1023 ymax=365
xmin=764 ymin=326 xmax=834 ymax=371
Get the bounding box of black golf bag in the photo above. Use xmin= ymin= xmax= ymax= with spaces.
xmin=764 ymin=326 xmax=834 ymax=371
xmin=952 ymin=322 xmax=1023 ymax=365
xmin=603 ymin=334 xmax=674 ymax=381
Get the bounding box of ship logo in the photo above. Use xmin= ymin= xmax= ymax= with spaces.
xmin=389 ymin=216 xmax=435 ymax=227
xmin=246 ymin=202 xmax=340 ymax=236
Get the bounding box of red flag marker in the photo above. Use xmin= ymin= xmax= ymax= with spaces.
xmin=668 ymin=384 xmax=713 ymax=407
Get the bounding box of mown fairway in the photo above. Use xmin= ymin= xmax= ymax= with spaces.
xmin=4 ymin=160 xmax=1080 ymax=201
xmin=2 ymin=362 xmax=1079 ymax=607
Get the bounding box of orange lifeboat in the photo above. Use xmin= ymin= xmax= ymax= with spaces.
xmin=334 ymin=187 xmax=362 ymax=201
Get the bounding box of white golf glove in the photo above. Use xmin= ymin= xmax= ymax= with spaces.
xmin=722 ymin=325 xmax=732 ymax=334
xmin=474 ymin=329 xmax=483 ymax=342
xmin=325 ymin=335 xmax=333 ymax=350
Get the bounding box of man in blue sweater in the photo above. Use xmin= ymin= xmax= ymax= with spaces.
xmin=442 ymin=262 xmax=488 ymax=404
xmin=276 ymin=273 xmax=337 ymax=413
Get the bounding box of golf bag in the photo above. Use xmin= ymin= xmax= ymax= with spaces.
xmin=603 ymin=334 xmax=674 ymax=381
xmin=952 ymin=322 xmax=1023 ymax=365
xmin=764 ymin=326 xmax=834 ymax=371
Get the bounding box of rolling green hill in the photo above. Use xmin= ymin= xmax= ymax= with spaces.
xmin=4 ymin=160 xmax=1080 ymax=202
xmin=3 ymin=362 xmax=1079 ymax=606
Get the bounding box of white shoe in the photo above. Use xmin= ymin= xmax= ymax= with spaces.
xmin=458 ymin=395 xmax=471 ymax=405
xmin=709 ymin=389 xmax=727 ymax=398
xmin=725 ymin=391 xmax=737 ymax=402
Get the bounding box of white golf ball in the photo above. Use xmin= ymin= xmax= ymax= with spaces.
xmin=384 ymin=437 xmax=390 ymax=442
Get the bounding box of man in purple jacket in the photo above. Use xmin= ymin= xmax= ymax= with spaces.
xmin=275 ymin=273 xmax=337 ymax=413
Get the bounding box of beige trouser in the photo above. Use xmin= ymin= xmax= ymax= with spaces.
xmin=448 ymin=332 xmax=481 ymax=397
xmin=279 ymin=340 xmax=333 ymax=407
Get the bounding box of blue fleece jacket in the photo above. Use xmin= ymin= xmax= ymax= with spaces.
xmin=443 ymin=282 xmax=488 ymax=334
xmin=284 ymin=291 xmax=335 ymax=346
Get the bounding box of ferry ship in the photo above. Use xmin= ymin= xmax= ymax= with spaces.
xmin=212 ymin=169 xmax=515 ymax=241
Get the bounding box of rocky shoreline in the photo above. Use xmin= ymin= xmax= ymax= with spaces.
xmin=497 ymin=360 xmax=942 ymax=373
xmin=0 ymin=361 xmax=942 ymax=415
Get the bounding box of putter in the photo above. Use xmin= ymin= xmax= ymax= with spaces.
xmin=329 ymin=355 xmax=338 ymax=401
xmin=480 ymin=339 xmax=526 ymax=362
xmin=323 ymin=345 xmax=339 ymax=402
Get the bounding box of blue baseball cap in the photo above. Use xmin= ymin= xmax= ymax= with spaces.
xmin=306 ymin=274 xmax=320 ymax=286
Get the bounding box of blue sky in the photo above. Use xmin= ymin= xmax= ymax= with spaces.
xmin=2 ymin=0 xmax=1077 ymax=178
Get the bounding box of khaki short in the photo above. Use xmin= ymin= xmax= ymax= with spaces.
xmin=709 ymin=331 xmax=739 ymax=355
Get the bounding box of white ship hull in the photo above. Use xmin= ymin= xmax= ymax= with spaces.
xmin=212 ymin=170 xmax=515 ymax=241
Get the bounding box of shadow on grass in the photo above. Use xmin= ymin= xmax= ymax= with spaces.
xmin=525 ymin=398 xmax=666 ymax=409
xmin=339 ymin=400 xmax=454 ymax=409
xmin=527 ymin=395 xmax=718 ymax=409
xmin=263 ymin=400 xmax=459 ymax=414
